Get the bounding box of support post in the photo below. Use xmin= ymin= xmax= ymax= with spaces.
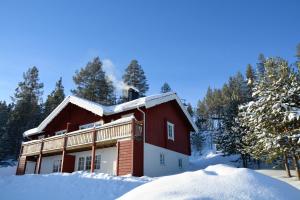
xmin=90 ymin=128 xmax=97 ymax=173
xmin=35 ymin=140 xmax=44 ymax=174
xmin=61 ymin=134 xmax=68 ymax=173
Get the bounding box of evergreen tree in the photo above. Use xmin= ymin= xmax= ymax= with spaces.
xmin=160 ymin=82 xmax=172 ymax=93
xmin=257 ymin=53 xmax=266 ymax=79
xmin=186 ymin=103 xmax=194 ymax=117
xmin=72 ymin=57 xmax=116 ymax=105
xmin=8 ymin=66 xmax=44 ymax=158
xmin=239 ymin=58 xmax=300 ymax=179
xmin=246 ymin=64 xmax=255 ymax=92
xmin=0 ymin=101 xmax=12 ymax=161
xmin=122 ymin=60 xmax=149 ymax=97
xmin=44 ymin=77 xmax=65 ymax=117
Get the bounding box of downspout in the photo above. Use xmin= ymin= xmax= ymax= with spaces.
xmin=137 ymin=106 xmax=146 ymax=144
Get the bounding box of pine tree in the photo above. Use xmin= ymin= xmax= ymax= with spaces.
xmin=160 ymin=82 xmax=171 ymax=93
xmin=8 ymin=66 xmax=44 ymax=158
xmin=122 ymin=60 xmax=149 ymax=97
xmin=72 ymin=57 xmax=116 ymax=105
xmin=239 ymin=58 xmax=300 ymax=178
xmin=44 ymin=77 xmax=65 ymax=117
xmin=186 ymin=103 xmax=194 ymax=117
xmin=257 ymin=53 xmax=266 ymax=79
xmin=246 ymin=64 xmax=255 ymax=92
xmin=0 ymin=101 xmax=12 ymax=161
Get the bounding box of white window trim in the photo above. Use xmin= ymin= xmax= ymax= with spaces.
xmin=167 ymin=121 xmax=175 ymax=141
xmin=52 ymin=159 xmax=62 ymax=173
xmin=55 ymin=129 xmax=66 ymax=136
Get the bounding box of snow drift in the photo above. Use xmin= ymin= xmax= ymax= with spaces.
xmin=0 ymin=170 xmax=153 ymax=200
xmin=119 ymin=164 xmax=300 ymax=200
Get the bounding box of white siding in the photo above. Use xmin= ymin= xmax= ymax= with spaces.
xmin=70 ymin=147 xmax=117 ymax=175
xmin=39 ymin=147 xmax=117 ymax=175
xmin=25 ymin=161 xmax=36 ymax=174
xmin=144 ymin=143 xmax=189 ymax=177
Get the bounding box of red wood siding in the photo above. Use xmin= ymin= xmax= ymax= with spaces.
xmin=117 ymin=140 xmax=133 ymax=175
xmin=145 ymin=100 xmax=192 ymax=155
xmin=62 ymin=155 xmax=75 ymax=173
xmin=16 ymin=156 xmax=27 ymax=175
xmin=31 ymin=103 xmax=102 ymax=139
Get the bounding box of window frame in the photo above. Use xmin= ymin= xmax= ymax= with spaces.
xmin=94 ymin=155 xmax=101 ymax=170
xmin=85 ymin=156 xmax=92 ymax=171
xmin=78 ymin=157 xmax=85 ymax=171
xmin=167 ymin=121 xmax=175 ymax=141
xmin=79 ymin=121 xmax=103 ymax=130
xmin=178 ymin=158 xmax=183 ymax=169
xmin=160 ymin=153 xmax=165 ymax=166
xmin=52 ymin=159 xmax=62 ymax=173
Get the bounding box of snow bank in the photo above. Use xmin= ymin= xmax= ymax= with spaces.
xmin=119 ymin=164 xmax=300 ymax=200
xmin=0 ymin=171 xmax=153 ymax=200
xmin=0 ymin=166 xmax=16 ymax=176
xmin=189 ymin=151 xmax=240 ymax=170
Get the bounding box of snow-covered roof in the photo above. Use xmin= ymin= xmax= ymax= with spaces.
xmin=23 ymin=92 xmax=198 ymax=137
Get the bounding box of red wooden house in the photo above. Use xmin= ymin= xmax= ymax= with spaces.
xmin=16 ymin=91 xmax=197 ymax=177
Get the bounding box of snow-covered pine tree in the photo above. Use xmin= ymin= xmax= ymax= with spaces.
xmin=122 ymin=60 xmax=149 ymax=97
xmin=160 ymin=82 xmax=171 ymax=93
xmin=44 ymin=77 xmax=65 ymax=117
xmin=72 ymin=57 xmax=116 ymax=105
xmin=239 ymin=57 xmax=300 ymax=179
xmin=257 ymin=53 xmax=266 ymax=79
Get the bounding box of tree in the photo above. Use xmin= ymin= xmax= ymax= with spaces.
xmin=239 ymin=58 xmax=300 ymax=179
xmin=44 ymin=77 xmax=65 ymax=117
xmin=257 ymin=53 xmax=266 ymax=79
xmin=8 ymin=66 xmax=44 ymax=158
xmin=246 ymin=64 xmax=255 ymax=92
xmin=161 ymin=82 xmax=172 ymax=93
xmin=0 ymin=101 xmax=12 ymax=161
xmin=186 ymin=103 xmax=194 ymax=117
xmin=122 ymin=60 xmax=149 ymax=97
xmin=72 ymin=57 xmax=116 ymax=105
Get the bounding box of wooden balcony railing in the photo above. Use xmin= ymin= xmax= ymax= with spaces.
xmin=21 ymin=119 xmax=143 ymax=156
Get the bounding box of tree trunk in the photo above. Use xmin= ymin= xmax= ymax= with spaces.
xmin=292 ymin=154 xmax=300 ymax=181
xmin=257 ymin=159 xmax=260 ymax=169
xmin=284 ymin=152 xmax=292 ymax=178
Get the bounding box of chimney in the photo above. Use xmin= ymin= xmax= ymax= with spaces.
xmin=127 ymin=87 xmax=140 ymax=101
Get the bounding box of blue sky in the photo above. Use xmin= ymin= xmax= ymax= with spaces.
xmin=0 ymin=0 xmax=299 ymax=106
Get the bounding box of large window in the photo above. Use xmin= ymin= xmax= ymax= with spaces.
xmin=94 ymin=155 xmax=101 ymax=170
xmin=78 ymin=157 xmax=85 ymax=171
xmin=53 ymin=160 xmax=62 ymax=173
xmin=85 ymin=156 xmax=92 ymax=170
xmin=167 ymin=121 xmax=175 ymax=140
xmin=160 ymin=153 xmax=165 ymax=166
xmin=79 ymin=121 xmax=103 ymax=130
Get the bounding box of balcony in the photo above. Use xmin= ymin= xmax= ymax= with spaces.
xmin=21 ymin=119 xmax=143 ymax=156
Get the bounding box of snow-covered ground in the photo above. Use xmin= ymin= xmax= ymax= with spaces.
xmin=0 ymin=168 xmax=153 ymax=200
xmin=0 ymin=151 xmax=299 ymax=200
xmin=119 ymin=164 xmax=300 ymax=200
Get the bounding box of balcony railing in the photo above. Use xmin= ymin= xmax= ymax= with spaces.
xmin=21 ymin=119 xmax=143 ymax=156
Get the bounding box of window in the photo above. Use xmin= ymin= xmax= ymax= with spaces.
xmin=79 ymin=121 xmax=103 ymax=130
xmin=167 ymin=121 xmax=175 ymax=140
xmin=160 ymin=153 xmax=165 ymax=165
xmin=55 ymin=130 xmax=66 ymax=136
xmin=53 ymin=160 xmax=62 ymax=173
xmin=178 ymin=158 xmax=183 ymax=169
xmin=94 ymin=155 xmax=101 ymax=170
xmin=85 ymin=156 xmax=92 ymax=170
xmin=78 ymin=157 xmax=85 ymax=171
